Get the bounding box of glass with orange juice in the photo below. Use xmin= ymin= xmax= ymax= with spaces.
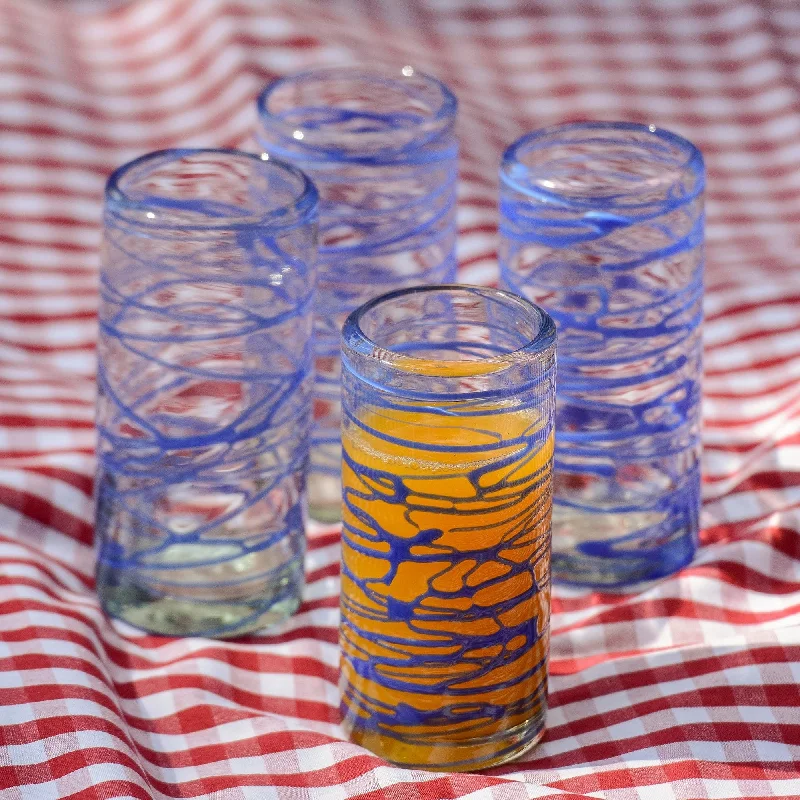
xmin=339 ymin=285 xmax=556 ymax=771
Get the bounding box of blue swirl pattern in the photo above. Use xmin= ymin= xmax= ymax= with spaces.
xmin=94 ymin=150 xmax=317 ymax=637
xmin=499 ymin=123 xmax=705 ymax=586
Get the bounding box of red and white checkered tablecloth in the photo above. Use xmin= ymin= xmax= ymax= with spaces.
xmin=1 ymin=0 xmax=799 ymax=797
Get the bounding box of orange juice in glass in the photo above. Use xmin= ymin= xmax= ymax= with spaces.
xmin=339 ymin=286 xmax=556 ymax=771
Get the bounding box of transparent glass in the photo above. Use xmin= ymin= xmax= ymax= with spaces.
xmin=95 ymin=149 xmax=318 ymax=637
xmin=339 ymin=285 xmax=556 ymax=771
xmin=256 ymin=67 xmax=458 ymax=522
xmin=499 ymin=122 xmax=704 ymax=587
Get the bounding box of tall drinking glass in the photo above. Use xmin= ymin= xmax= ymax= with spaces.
xmin=256 ymin=67 xmax=458 ymax=522
xmin=339 ymin=285 xmax=556 ymax=771
xmin=95 ymin=149 xmax=318 ymax=637
xmin=499 ymin=122 xmax=704 ymax=587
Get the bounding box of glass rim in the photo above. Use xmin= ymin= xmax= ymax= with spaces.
xmin=104 ymin=147 xmax=318 ymax=230
xmin=256 ymin=65 xmax=458 ymax=152
xmin=500 ymin=121 xmax=704 ymax=203
xmin=342 ymin=284 xmax=556 ymax=378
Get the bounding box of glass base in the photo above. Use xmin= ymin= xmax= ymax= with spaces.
xmin=97 ymin=560 xmax=304 ymax=638
xmin=342 ymin=709 xmax=547 ymax=772
xmin=307 ymin=472 xmax=342 ymax=523
xmin=551 ymin=503 xmax=697 ymax=588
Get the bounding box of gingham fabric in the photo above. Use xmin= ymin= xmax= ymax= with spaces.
xmin=1 ymin=1 xmax=799 ymax=798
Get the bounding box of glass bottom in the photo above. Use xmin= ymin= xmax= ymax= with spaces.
xmin=94 ymin=465 xmax=308 ymax=637
xmin=551 ymin=503 xmax=698 ymax=587
xmin=307 ymin=474 xmax=342 ymax=523
xmin=97 ymin=555 xmax=304 ymax=638
xmin=308 ymin=439 xmax=343 ymax=523
xmin=342 ymin=707 xmax=547 ymax=772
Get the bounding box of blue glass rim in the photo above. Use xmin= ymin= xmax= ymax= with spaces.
xmin=256 ymin=65 xmax=458 ymax=162
xmin=342 ymin=284 xmax=556 ymax=377
xmin=105 ymin=147 xmax=318 ymax=231
xmin=500 ymin=121 xmax=704 ymax=210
